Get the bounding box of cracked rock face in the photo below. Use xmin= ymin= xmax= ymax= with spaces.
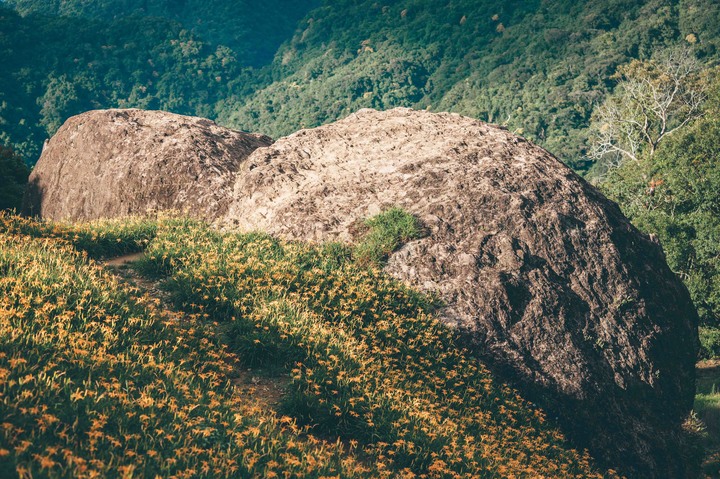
xmin=223 ymin=108 xmax=698 ymax=478
xmin=23 ymin=109 xmax=272 ymax=221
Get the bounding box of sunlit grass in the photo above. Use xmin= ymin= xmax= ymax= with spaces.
xmin=0 ymin=211 xmax=156 ymax=259
xmin=352 ymin=207 xmax=424 ymax=265
xmin=696 ymin=393 xmax=720 ymax=435
xmin=0 ymin=212 xmax=621 ymax=478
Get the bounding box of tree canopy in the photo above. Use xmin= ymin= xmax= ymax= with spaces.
xmin=601 ymin=72 xmax=720 ymax=331
xmin=589 ymin=47 xmax=707 ymax=169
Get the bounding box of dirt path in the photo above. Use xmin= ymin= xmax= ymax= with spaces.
xmin=102 ymin=253 xmax=289 ymax=409
xmin=104 ymin=252 xmax=145 ymax=267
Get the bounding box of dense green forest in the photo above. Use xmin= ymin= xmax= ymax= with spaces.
xmin=220 ymin=0 xmax=720 ymax=170
xmin=2 ymin=0 xmax=719 ymax=168
xmin=0 ymin=0 xmax=317 ymax=160
xmin=0 ymin=0 xmax=719 ymax=343
xmin=3 ymin=0 xmax=319 ymax=67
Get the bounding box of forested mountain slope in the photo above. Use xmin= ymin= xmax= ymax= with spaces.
xmin=219 ymin=0 xmax=720 ymax=170
xmin=0 ymin=0 xmax=316 ymax=161
xmin=3 ymin=0 xmax=319 ymax=66
xmin=2 ymin=0 xmax=719 ymax=169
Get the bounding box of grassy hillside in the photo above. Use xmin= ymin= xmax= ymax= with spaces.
xmin=0 ymin=212 xmax=623 ymax=478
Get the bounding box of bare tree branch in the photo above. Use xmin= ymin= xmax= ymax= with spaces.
xmin=588 ymin=47 xmax=707 ymax=168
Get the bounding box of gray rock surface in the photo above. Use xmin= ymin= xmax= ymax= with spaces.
xmin=223 ymin=108 xmax=698 ymax=478
xmin=23 ymin=109 xmax=272 ymax=220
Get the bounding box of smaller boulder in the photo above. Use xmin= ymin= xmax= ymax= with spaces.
xmin=23 ymin=109 xmax=272 ymax=221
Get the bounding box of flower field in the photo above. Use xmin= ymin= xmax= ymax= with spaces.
xmin=0 ymin=212 xmax=621 ymax=478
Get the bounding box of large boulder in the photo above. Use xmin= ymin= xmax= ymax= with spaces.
xmin=24 ymin=107 xmax=698 ymax=477
xmin=223 ymin=108 xmax=698 ymax=478
xmin=23 ymin=109 xmax=272 ymax=221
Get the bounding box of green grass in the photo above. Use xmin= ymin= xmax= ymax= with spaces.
xmin=0 ymin=212 xmax=157 ymax=259
xmin=696 ymin=361 xmax=720 ymax=477
xmin=696 ymin=393 xmax=720 ymax=436
xmin=352 ymin=207 xmax=424 ymax=265
xmin=0 ymin=212 xmax=622 ymax=478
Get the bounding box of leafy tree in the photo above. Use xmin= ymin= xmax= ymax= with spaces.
xmin=601 ymin=71 xmax=720 ymax=330
xmin=0 ymin=146 xmax=30 ymax=211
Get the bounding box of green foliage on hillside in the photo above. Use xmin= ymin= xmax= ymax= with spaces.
xmin=600 ymin=74 xmax=720 ymax=355
xmin=0 ymin=146 xmax=29 ymax=211
xmin=0 ymin=5 xmax=260 ymax=161
xmin=0 ymin=212 xmax=621 ymax=477
xmin=0 ymin=1 xmax=318 ymax=163
xmin=0 ymin=215 xmax=367 ymax=478
xmin=2 ymin=0 xmax=719 ymax=169
xmin=220 ymin=0 xmax=720 ymax=170
xmin=4 ymin=0 xmax=319 ymax=67
xmin=0 ymin=213 xmax=157 ymax=258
